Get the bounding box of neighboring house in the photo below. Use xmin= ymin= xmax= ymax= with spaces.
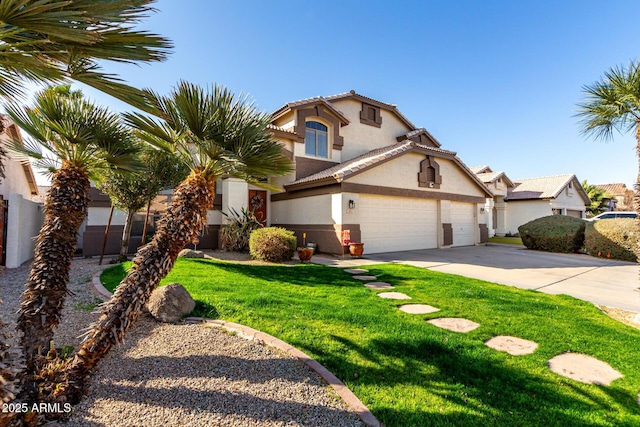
xmin=0 ymin=116 xmax=42 ymax=268
xmin=79 ymin=91 xmax=495 ymax=256
xmin=505 ymin=174 xmax=590 ymax=235
xmin=470 ymin=166 xmax=514 ymax=237
xmin=471 ymin=167 xmax=591 ymax=236
xmin=594 ymin=183 xmax=634 ymax=212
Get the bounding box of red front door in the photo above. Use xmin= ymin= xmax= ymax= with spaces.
xmin=248 ymin=190 xmax=267 ymax=225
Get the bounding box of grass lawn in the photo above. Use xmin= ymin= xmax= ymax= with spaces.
xmin=488 ymin=236 xmax=524 ymax=245
xmin=102 ymin=259 xmax=640 ymax=427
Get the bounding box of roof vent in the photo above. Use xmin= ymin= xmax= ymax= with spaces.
xmin=349 ymin=90 xmax=356 ymax=94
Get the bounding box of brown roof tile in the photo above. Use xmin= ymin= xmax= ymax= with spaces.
xmin=594 ymin=183 xmax=629 ymax=196
xmin=507 ymin=174 xmax=590 ymax=204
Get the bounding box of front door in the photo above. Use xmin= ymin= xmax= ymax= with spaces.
xmin=248 ymin=190 xmax=267 ymax=225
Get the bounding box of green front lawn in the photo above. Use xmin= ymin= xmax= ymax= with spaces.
xmin=102 ymin=259 xmax=640 ymax=427
xmin=489 ymin=236 xmax=524 ymax=245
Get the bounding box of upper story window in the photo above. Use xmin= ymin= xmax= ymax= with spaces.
xmin=305 ymin=121 xmax=329 ymax=158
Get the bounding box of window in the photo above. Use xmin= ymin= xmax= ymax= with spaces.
xmin=305 ymin=121 xmax=328 ymax=158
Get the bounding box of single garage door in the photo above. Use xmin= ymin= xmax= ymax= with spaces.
xmin=358 ymin=195 xmax=437 ymax=254
xmin=451 ymin=202 xmax=475 ymax=247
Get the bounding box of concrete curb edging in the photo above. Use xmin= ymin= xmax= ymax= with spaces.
xmin=91 ymin=272 xmax=381 ymax=427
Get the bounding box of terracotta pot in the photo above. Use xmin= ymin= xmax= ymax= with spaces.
xmin=297 ymin=247 xmax=314 ymax=263
xmin=349 ymin=242 xmax=364 ymax=258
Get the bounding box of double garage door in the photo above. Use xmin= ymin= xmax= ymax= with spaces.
xmin=358 ymin=195 xmax=476 ymax=254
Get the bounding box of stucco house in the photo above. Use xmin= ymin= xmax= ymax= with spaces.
xmin=0 ymin=116 xmax=42 ymax=268
xmin=594 ymin=183 xmax=634 ymax=212
xmin=78 ymin=91 xmax=495 ymax=256
xmin=471 ymin=168 xmax=591 ymax=236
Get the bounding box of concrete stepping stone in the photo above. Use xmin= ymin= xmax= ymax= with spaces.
xmin=364 ymin=282 xmax=394 ymax=290
xmin=427 ymin=317 xmax=480 ymax=333
xmin=398 ymin=304 xmax=440 ymax=314
xmin=353 ymin=275 xmax=377 ymax=281
xmin=548 ymin=353 xmax=623 ymax=386
xmin=344 ymin=268 xmax=369 ymax=274
xmin=485 ymin=336 xmax=538 ymax=356
xmin=377 ymin=292 xmax=411 ymax=300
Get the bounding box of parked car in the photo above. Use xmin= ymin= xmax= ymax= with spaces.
xmin=587 ymin=211 xmax=637 ymax=221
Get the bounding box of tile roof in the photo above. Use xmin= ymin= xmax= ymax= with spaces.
xmin=594 ymin=183 xmax=630 ymax=196
xmin=270 ymin=97 xmax=350 ymax=125
xmin=266 ymin=124 xmax=296 ymax=134
xmin=470 ymin=165 xmax=492 ymax=174
xmin=476 ymin=171 xmax=513 ymax=187
xmin=507 ymin=174 xmax=589 ymax=203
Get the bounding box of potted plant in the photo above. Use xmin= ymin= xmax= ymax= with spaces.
xmin=349 ymin=242 xmax=364 ymax=258
xmin=297 ymin=247 xmax=314 ymax=262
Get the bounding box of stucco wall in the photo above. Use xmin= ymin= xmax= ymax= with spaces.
xmin=271 ymin=194 xmax=334 ymax=225
xmin=0 ymin=154 xmax=35 ymax=200
xmin=348 ymin=153 xmax=486 ymax=198
xmin=5 ymin=193 xmax=43 ymax=268
xmin=333 ymin=99 xmax=411 ymax=160
xmin=505 ymin=200 xmax=553 ymax=234
xmin=551 ymin=188 xmax=587 ymax=213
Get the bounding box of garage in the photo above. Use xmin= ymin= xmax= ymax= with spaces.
xmin=359 ymin=194 xmax=438 ymax=254
xmin=451 ymin=202 xmax=476 ymax=247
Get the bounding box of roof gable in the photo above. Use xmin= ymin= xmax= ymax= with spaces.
xmin=271 ymin=97 xmax=350 ymax=126
xmin=507 ymin=174 xmax=590 ymax=204
xmin=476 ymin=171 xmax=514 ymax=188
xmin=594 ymin=183 xmax=629 ymax=196
xmin=396 ymin=128 xmax=442 ymax=148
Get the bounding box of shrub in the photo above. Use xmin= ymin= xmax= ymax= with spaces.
xmin=220 ymin=207 xmax=262 ymax=252
xmin=584 ymin=219 xmax=638 ymax=262
xmin=518 ymin=215 xmax=585 ymax=253
xmin=249 ymin=227 xmax=296 ymax=262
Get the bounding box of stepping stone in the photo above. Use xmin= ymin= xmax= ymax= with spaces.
xmin=377 ymin=292 xmax=411 ymax=300
xmin=427 ymin=318 xmax=480 ymax=333
xmin=364 ymin=282 xmax=394 ymax=290
xmin=344 ymin=268 xmax=369 ymax=274
xmin=398 ymin=304 xmax=440 ymax=314
xmin=548 ymin=353 xmax=623 ymax=386
xmin=485 ymin=336 xmax=538 ymax=356
xmin=353 ymin=275 xmax=377 ymax=281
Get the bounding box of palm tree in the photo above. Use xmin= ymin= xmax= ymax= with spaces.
xmin=64 ymin=81 xmax=292 ymax=401
xmin=0 ymin=0 xmax=171 ymax=108
xmin=5 ymin=86 xmax=138 ymax=368
xmin=582 ymin=180 xmax=614 ymax=217
xmin=577 ymin=60 xmax=640 ymax=220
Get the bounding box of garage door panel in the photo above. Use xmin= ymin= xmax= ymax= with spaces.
xmin=451 ymin=202 xmax=475 ymax=247
xmin=359 ymin=195 xmax=437 ymax=253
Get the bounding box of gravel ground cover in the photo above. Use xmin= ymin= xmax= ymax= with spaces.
xmin=0 ymin=257 xmax=363 ymax=427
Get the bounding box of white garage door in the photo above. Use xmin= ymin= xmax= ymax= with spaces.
xmin=359 ymin=195 xmax=437 ymax=254
xmin=451 ymin=202 xmax=475 ymax=247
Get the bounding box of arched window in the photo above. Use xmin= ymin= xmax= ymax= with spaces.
xmin=305 ymin=121 xmax=328 ymax=158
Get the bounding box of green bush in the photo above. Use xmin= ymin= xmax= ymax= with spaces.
xmin=220 ymin=207 xmax=262 ymax=252
xmin=249 ymin=227 xmax=296 ymax=262
xmin=518 ymin=215 xmax=586 ymax=253
xmin=584 ymin=219 xmax=638 ymax=262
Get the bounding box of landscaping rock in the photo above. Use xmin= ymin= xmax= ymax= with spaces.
xmin=344 ymin=268 xmax=369 ymax=274
xmin=353 ymin=275 xmax=377 ymax=281
xmin=427 ymin=317 xmax=480 ymax=333
xmin=548 ymin=353 xmax=623 ymax=386
xmin=398 ymin=304 xmax=440 ymax=314
xmin=364 ymin=282 xmax=394 ymax=290
xmin=147 ymin=283 xmax=196 ymax=323
xmin=485 ymin=336 xmax=538 ymax=355
xmin=377 ymin=292 xmax=411 ymax=300
xmin=178 ymin=249 xmax=205 ymax=258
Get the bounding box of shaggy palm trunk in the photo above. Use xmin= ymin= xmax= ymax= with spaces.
xmin=18 ymin=163 xmax=89 ymax=366
xmin=116 ymin=210 xmax=136 ymax=263
xmin=65 ymin=170 xmax=215 ymax=402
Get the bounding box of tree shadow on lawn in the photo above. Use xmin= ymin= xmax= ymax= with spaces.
xmin=306 ymin=334 xmax=640 ymax=427
xmin=184 ymin=258 xmax=361 ymax=289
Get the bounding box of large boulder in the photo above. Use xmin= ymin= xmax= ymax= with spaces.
xmin=146 ymin=283 xmax=196 ymax=323
xmin=178 ymin=249 xmax=205 ymax=258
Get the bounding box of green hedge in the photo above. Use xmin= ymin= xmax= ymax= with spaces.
xmin=584 ymin=219 xmax=638 ymax=262
xmin=518 ymin=215 xmax=585 ymax=253
xmin=249 ymin=227 xmax=296 ymax=262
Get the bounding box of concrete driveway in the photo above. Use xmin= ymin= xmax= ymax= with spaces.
xmin=324 ymin=244 xmax=640 ymax=312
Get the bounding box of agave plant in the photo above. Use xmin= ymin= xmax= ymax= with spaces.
xmin=220 ymin=207 xmax=263 ymax=252
xmin=4 ymin=86 xmax=138 ymax=370
xmin=61 ymin=81 xmax=292 ymax=401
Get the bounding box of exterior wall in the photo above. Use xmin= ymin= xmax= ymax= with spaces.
xmin=505 ymin=200 xmax=552 ymax=235
xmin=0 ymin=156 xmax=34 ymax=199
xmin=332 ymin=99 xmax=412 ymax=160
xmin=551 ymin=188 xmax=587 ymax=215
xmin=348 ymin=153 xmax=486 ymax=199
xmin=271 ymin=194 xmax=333 ymax=225
xmin=5 ymin=193 xmax=43 ymax=268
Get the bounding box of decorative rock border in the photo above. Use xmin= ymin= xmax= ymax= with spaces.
xmin=91 ymin=271 xmax=381 ymax=427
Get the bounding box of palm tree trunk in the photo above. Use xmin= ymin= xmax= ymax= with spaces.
xmin=18 ymin=163 xmax=89 ymax=366
xmin=117 ymin=210 xmax=136 ymax=263
xmin=64 ymin=170 xmax=215 ymax=402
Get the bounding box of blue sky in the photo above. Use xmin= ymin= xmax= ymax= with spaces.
xmin=20 ymin=1 xmax=640 ymax=188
